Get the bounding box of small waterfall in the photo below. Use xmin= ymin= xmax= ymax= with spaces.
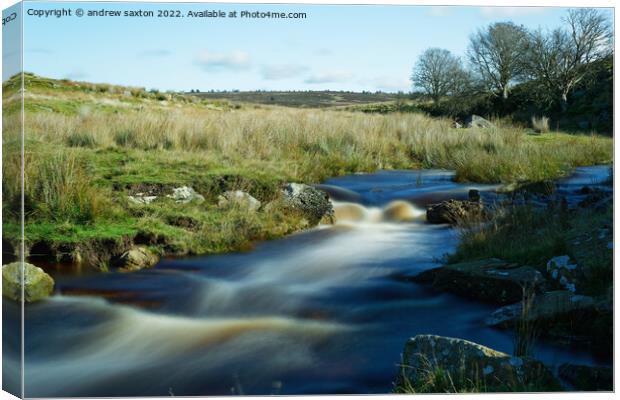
xmin=331 ymin=200 xmax=426 ymax=224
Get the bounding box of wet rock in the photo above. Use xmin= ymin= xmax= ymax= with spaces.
xmin=486 ymin=291 xmax=595 ymax=327
xmin=218 ymin=190 xmax=261 ymax=211
xmin=465 ymin=115 xmax=496 ymax=129
xmin=117 ymin=246 xmax=159 ymax=271
xmin=282 ymin=183 xmax=333 ymax=226
xmin=426 ymin=199 xmax=483 ymax=224
xmin=468 ymin=189 xmax=481 ymax=202
xmin=413 ymin=259 xmax=545 ymax=304
xmin=2 ymin=262 xmax=55 ymax=302
xmin=546 ymin=256 xmax=579 ymax=293
xmin=558 ymin=364 xmax=612 ymax=391
xmin=396 ymin=335 xmax=558 ymax=392
xmin=167 ymin=186 xmax=205 ymax=204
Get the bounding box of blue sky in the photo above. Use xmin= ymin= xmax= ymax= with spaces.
xmin=14 ymin=2 xmax=614 ymax=92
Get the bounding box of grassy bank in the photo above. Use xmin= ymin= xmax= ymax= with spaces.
xmin=450 ymin=204 xmax=613 ymax=297
xmin=1 ymin=74 xmax=613 ymax=267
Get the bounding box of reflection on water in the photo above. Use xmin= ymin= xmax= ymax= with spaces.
xmin=3 ymin=167 xmax=611 ymax=396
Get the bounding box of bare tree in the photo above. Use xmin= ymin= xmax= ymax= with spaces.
xmin=523 ymin=9 xmax=612 ymax=111
xmin=468 ymin=22 xmax=528 ymax=99
xmin=411 ymin=48 xmax=468 ymax=104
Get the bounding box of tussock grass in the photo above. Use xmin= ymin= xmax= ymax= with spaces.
xmin=16 ymin=105 xmax=613 ymax=184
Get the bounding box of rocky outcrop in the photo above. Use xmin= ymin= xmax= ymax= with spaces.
xmin=413 ymin=259 xmax=545 ymax=304
xmin=396 ymin=335 xmax=558 ymax=392
xmin=486 ymin=290 xmax=595 ymax=327
xmin=167 ymin=186 xmax=205 ymax=204
xmin=558 ymin=364 xmax=612 ymax=391
xmin=117 ymin=246 xmax=159 ymax=271
xmin=2 ymin=262 xmax=55 ymax=302
xmin=465 ymin=115 xmax=496 ymax=129
xmin=217 ymin=190 xmax=261 ymax=211
xmin=282 ymin=183 xmax=333 ymax=225
xmin=426 ymin=199 xmax=483 ymax=224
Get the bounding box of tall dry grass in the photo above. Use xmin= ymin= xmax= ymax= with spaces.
xmin=19 ymin=106 xmax=612 ymax=183
xmin=2 ymin=103 xmax=612 ymax=230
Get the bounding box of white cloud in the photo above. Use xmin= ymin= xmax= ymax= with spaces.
xmin=479 ymin=7 xmax=546 ymax=19
xmin=304 ymin=71 xmax=353 ymax=84
xmin=260 ymin=64 xmax=309 ymax=80
xmin=195 ymin=50 xmax=250 ymax=71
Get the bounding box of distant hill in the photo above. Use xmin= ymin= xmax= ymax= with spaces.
xmin=188 ymin=90 xmax=400 ymax=108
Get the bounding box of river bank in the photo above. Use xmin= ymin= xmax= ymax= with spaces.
xmin=1 ymin=74 xmax=614 ymax=271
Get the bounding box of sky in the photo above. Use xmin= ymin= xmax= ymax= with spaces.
xmin=6 ymin=1 xmax=614 ymax=92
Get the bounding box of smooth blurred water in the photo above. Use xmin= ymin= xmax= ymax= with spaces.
xmin=3 ymin=166 xmax=611 ymax=397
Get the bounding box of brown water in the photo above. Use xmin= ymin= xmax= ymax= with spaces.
xmin=2 ymin=166 xmax=611 ymax=397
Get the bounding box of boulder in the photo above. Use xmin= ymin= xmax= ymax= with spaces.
xmin=282 ymin=183 xmax=334 ymax=225
xmin=128 ymin=193 xmax=157 ymax=204
xmin=465 ymin=115 xmax=496 ymax=129
xmin=546 ymin=256 xmax=580 ymax=293
xmin=396 ymin=335 xmax=558 ymax=392
xmin=426 ymin=199 xmax=483 ymax=224
xmin=2 ymin=262 xmax=54 ymax=302
xmin=558 ymin=364 xmax=612 ymax=391
xmin=117 ymin=246 xmax=159 ymax=271
xmin=486 ymin=290 xmax=595 ymax=327
xmin=413 ymin=259 xmax=545 ymax=304
xmin=217 ymin=190 xmax=261 ymax=211
xmin=167 ymin=186 xmax=205 ymax=204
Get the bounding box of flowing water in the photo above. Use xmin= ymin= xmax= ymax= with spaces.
xmin=2 ymin=166 xmax=611 ymax=397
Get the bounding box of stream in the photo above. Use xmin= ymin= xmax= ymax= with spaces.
xmin=2 ymin=166 xmax=611 ymax=397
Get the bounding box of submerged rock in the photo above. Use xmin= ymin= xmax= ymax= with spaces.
xmin=282 ymin=183 xmax=333 ymax=225
xmin=2 ymin=262 xmax=55 ymax=302
xmin=218 ymin=190 xmax=261 ymax=211
xmin=168 ymin=186 xmax=205 ymax=204
xmin=486 ymin=290 xmax=595 ymax=327
xmin=558 ymin=364 xmax=612 ymax=391
xmin=396 ymin=335 xmax=558 ymax=392
xmin=426 ymin=199 xmax=483 ymax=224
xmin=413 ymin=259 xmax=545 ymax=304
xmin=117 ymin=246 xmax=159 ymax=271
